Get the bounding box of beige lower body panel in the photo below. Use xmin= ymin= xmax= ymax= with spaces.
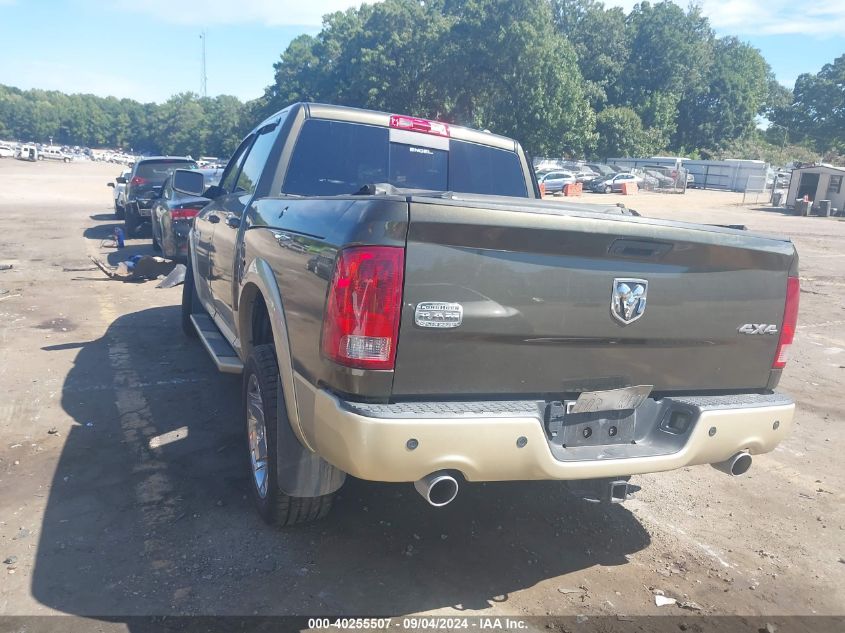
xmin=297 ymin=378 xmax=794 ymax=483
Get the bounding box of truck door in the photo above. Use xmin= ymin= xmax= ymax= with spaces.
xmin=208 ymin=122 xmax=281 ymax=335
xmin=193 ymin=136 xmax=251 ymax=312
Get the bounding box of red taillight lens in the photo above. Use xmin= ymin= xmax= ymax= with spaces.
xmin=321 ymin=246 xmax=405 ymax=370
xmin=171 ymin=207 xmax=201 ymax=220
xmin=773 ymin=276 xmax=799 ymax=369
xmin=130 ymin=176 xmax=148 ymax=186
xmin=389 ymin=114 xmax=449 ymax=137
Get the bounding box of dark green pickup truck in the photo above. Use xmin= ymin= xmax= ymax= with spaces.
xmin=176 ymin=103 xmax=799 ymax=526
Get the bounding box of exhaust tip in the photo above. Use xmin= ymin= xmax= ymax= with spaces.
xmin=731 ymin=452 xmax=752 ymax=476
xmin=712 ymin=451 xmax=752 ymax=477
xmin=414 ymin=471 xmax=459 ymax=507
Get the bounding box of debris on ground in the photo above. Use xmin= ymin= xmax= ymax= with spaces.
xmin=90 ymin=255 xmax=176 ymax=282
xmin=679 ymin=600 xmax=703 ymax=611
xmin=47 ymin=427 xmax=58 ymax=435
xmin=62 ymin=266 xmax=98 ymax=272
xmin=3 ymin=556 xmax=17 ymax=565
xmin=156 ymin=263 xmax=186 ymax=288
xmin=557 ymin=587 xmax=582 ymax=594
xmin=0 ymin=264 xmax=12 ymax=271
xmin=655 ymin=595 xmax=677 ymax=607
xmin=13 ymin=528 xmax=30 ymax=540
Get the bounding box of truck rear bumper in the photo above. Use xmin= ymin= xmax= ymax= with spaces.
xmin=298 ymin=382 xmax=794 ymax=482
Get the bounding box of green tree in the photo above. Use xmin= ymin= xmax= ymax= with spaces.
xmin=153 ymin=93 xmax=208 ymax=156
xmin=264 ymin=0 xmax=596 ymax=157
xmin=552 ymin=0 xmax=629 ymax=109
xmin=594 ymin=106 xmax=660 ymax=158
xmin=615 ymin=2 xmax=714 ymax=144
xmin=781 ymin=54 xmax=845 ymax=154
xmin=674 ymin=37 xmax=769 ymax=153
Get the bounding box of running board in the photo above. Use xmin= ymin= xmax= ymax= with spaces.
xmin=190 ymin=314 xmax=244 ymax=374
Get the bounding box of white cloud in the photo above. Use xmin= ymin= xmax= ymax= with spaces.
xmin=606 ymin=0 xmax=845 ymax=37
xmin=108 ymin=0 xmax=376 ymax=28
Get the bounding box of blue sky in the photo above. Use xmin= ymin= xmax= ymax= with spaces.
xmin=0 ymin=0 xmax=843 ymax=103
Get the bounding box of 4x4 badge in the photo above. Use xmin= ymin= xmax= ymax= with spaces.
xmin=611 ymin=278 xmax=648 ymax=325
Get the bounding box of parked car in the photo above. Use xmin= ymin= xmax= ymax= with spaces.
xmin=41 ymin=146 xmax=72 ymax=163
xmin=149 ymin=172 xmax=210 ymax=260
xmin=106 ymin=169 xmax=131 ymax=218
xmin=590 ymin=172 xmax=642 ymax=193
xmin=536 ymin=170 xmax=576 ymax=194
xmin=178 ymin=102 xmax=798 ymax=527
xmin=0 ymin=144 xmax=15 ymax=158
xmin=573 ymin=169 xmax=598 ymax=183
xmin=123 ymin=157 xmax=198 ymax=235
xmin=584 ymin=163 xmax=619 ymax=178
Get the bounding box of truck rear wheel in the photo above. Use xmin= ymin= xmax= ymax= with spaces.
xmin=243 ymin=345 xmax=335 ymax=527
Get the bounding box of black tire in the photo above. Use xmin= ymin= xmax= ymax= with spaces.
xmin=181 ymin=255 xmax=200 ymax=338
xmin=244 ymin=344 xmax=335 ymax=527
xmin=124 ymin=204 xmax=139 ymax=235
xmin=114 ymin=203 xmax=125 ymax=220
xmin=151 ymin=219 xmax=162 ymax=252
xmin=604 ymin=185 xmax=612 ymax=194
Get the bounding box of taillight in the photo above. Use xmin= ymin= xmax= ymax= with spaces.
xmin=130 ymin=176 xmax=148 ymax=186
xmin=321 ymin=246 xmax=405 ymax=370
xmin=171 ymin=207 xmax=201 ymax=220
xmin=773 ymin=276 xmax=799 ymax=369
xmin=389 ymin=114 xmax=449 ymax=137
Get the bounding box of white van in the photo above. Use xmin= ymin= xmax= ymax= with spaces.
xmin=17 ymin=144 xmax=38 ymax=161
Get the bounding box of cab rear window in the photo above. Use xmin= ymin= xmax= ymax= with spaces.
xmin=283 ymin=119 xmax=527 ymax=198
xmin=136 ymin=160 xmax=197 ymax=181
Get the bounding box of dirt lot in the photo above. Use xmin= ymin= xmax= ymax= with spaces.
xmin=0 ymin=160 xmax=843 ymax=623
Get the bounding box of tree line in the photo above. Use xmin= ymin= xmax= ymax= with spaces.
xmin=0 ymin=86 xmax=249 ymax=158
xmin=0 ymin=0 xmax=842 ymax=163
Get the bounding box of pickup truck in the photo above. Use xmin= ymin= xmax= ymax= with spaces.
xmin=176 ymin=103 xmax=799 ymax=527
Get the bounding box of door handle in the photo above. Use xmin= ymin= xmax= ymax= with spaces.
xmin=208 ymin=214 xmax=220 ymax=224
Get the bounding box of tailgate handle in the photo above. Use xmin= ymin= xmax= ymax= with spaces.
xmin=608 ymin=239 xmax=672 ymax=259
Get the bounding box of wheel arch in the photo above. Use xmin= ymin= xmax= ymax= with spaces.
xmin=238 ymin=258 xmax=347 ymax=497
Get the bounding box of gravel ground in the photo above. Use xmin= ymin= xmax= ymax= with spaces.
xmin=0 ymin=160 xmax=843 ymax=623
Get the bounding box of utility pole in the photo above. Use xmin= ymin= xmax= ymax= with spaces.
xmin=200 ymin=31 xmax=207 ymax=98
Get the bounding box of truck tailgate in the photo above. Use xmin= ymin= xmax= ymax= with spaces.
xmin=392 ymin=198 xmax=796 ymax=397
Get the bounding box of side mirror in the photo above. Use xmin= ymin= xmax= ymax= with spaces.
xmin=172 ymin=169 xmax=205 ymax=197
xmin=107 ymin=182 xmax=115 ymax=188
xmin=115 ymin=176 xmax=127 ymax=184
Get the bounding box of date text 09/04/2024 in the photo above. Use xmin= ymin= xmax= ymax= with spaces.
xmin=307 ymin=618 xmax=529 ymax=630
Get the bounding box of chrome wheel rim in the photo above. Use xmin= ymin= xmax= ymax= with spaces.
xmin=246 ymin=374 xmax=269 ymax=499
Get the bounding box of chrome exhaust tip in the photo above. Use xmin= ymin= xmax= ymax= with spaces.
xmin=414 ymin=471 xmax=459 ymax=507
xmin=712 ymin=451 xmax=752 ymax=476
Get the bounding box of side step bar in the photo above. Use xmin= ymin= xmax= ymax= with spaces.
xmin=190 ymin=313 xmax=244 ymax=374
